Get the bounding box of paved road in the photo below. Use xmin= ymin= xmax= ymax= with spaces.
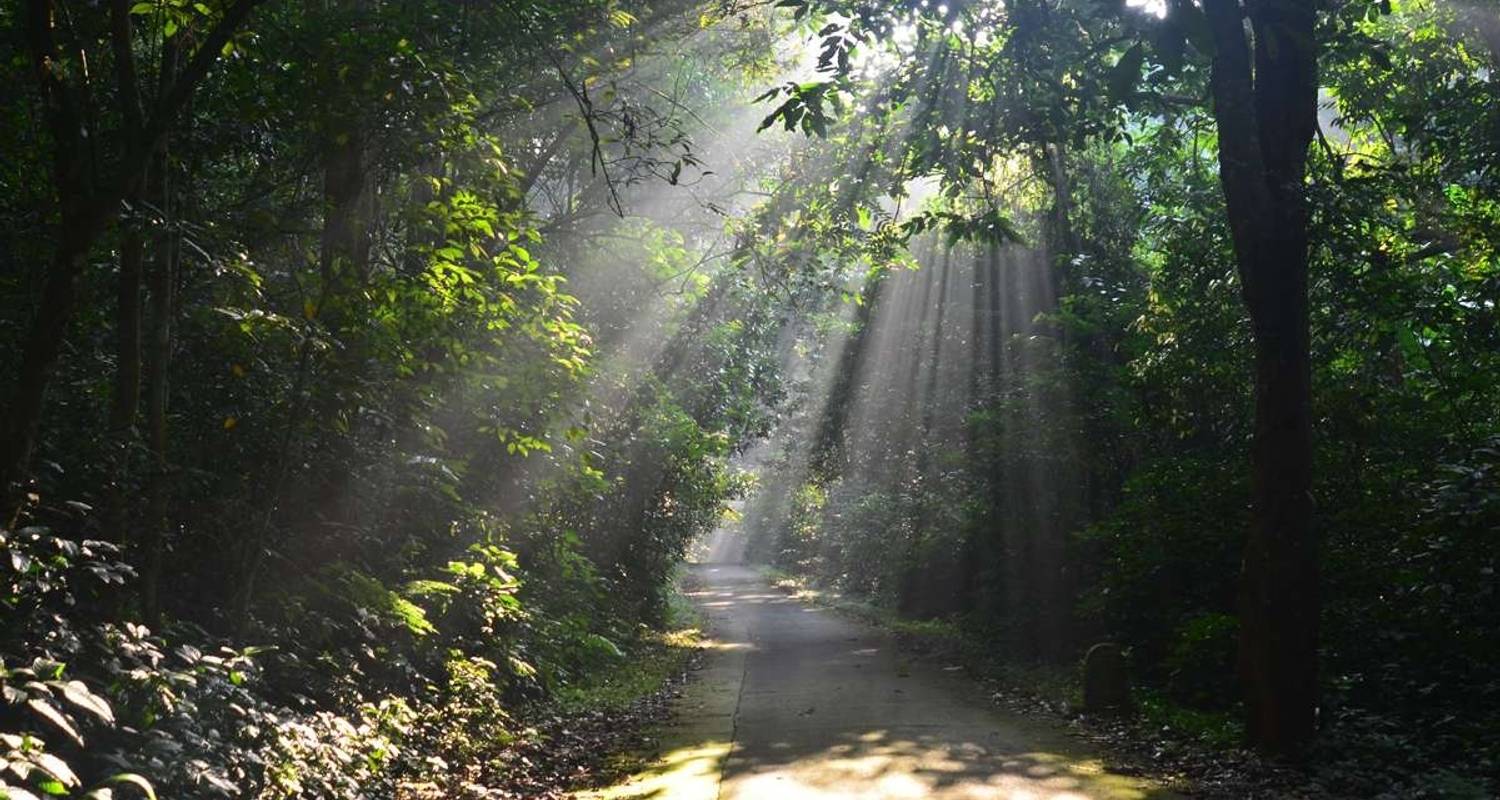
xmin=587 ymin=564 xmax=1171 ymax=800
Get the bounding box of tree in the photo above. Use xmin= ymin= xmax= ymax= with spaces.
xmin=757 ymin=0 xmax=1379 ymax=754
xmin=1 ymin=0 xmax=267 ymax=498
xmin=1200 ymin=0 xmax=1320 ymax=753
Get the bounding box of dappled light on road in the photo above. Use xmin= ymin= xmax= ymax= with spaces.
xmin=578 ymin=740 xmax=733 ymax=800
xmin=725 ymin=732 xmax=1153 ymax=799
xmin=585 ymin=565 xmax=1174 ymax=800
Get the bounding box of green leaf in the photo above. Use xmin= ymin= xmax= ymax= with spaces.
xmin=404 ymin=579 xmax=460 ymax=597
xmin=508 ymin=656 xmax=538 ymax=678
xmin=390 ymin=595 xmax=436 ymax=636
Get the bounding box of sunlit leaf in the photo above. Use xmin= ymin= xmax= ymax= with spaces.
xmin=26 ymin=699 xmax=83 ymax=746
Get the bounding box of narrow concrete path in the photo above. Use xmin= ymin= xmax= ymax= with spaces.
xmin=584 ymin=564 xmax=1172 ymax=800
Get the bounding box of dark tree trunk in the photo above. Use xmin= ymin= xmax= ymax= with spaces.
xmin=2 ymin=243 xmax=88 ymax=494
xmin=1204 ymin=0 xmax=1320 ymax=755
xmin=106 ymin=207 xmax=146 ymax=550
xmin=137 ymin=25 xmax=184 ymax=623
xmin=140 ymin=235 xmax=176 ymax=623
xmin=140 ymin=138 xmax=177 ymax=623
xmin=105 ymin=0 xmax=147 ymax=541
xmin=4 ymin=0 xmax=91 ymax=498
xmin=809 ymin=270 xmax=884 ymax=475
xmin=112 ymin=226 xmax=145 ymax=432
xmin=109 ymin=0 xmax=145 ymax=436
xmin=1242 ymin=239 xmax=1316 ymax=752
xmin=1045 ymin=142 xmax=1079 ymax=255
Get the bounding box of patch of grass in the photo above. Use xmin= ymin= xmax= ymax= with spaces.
xmin=1134 ymin=688 xmax=1242 ymax=748
xmin=890 ymin=615 xmax=962 ymax=639
xmin=553 ymin=584 xmax=705 ymax=715
xmin=762 ymin=566 xmax=961 ymax=644
xmin=761 ymin=567 xmax=889 ymax=621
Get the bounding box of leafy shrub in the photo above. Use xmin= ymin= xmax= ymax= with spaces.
xmin=1 ymin=516 xmax=421 ymax=799
xmin=1163 ymin=612 xmax=1239 ymax=709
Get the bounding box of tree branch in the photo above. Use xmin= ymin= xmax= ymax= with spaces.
xmin=78 ymin=0 xmax=272 ymax=249
xmin=109 ymin=0 xmax=144 ymax=135
xmin=552 ymin=56 xmax=625 ymax=217
xmin=1203 ymin=0 xmax=1272 ymax=309
xmin=136 ymin=0 xmax=267 ymax=172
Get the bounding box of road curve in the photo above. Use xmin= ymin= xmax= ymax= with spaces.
xmin=584 ymin=563 xmax=1173 ymax=800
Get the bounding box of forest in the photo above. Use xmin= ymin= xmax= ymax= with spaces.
xmin=0 ymin=0 xmax=1496 ymax=797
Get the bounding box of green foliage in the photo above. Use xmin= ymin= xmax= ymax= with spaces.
xmin=755 ymin=80 xmax=845 ymax=138
xmin=1 ymin=519 xmax=412 ymax=799
xmin=1133 ymin=689 xmax=1242 ymax=751
xmin=1162 ymin=613 xmax=1239 ymax=710
xmin=740 ymin=0 xmax=1497 ymax=786
xmin=0 ymin=0 xmax=792 ymax=794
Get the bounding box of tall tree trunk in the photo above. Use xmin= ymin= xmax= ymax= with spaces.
xmin=112 ymin=226 xmax=145 ymax=433
xmin=4 ymin=0 xmax=91 ymax=499
xmin=139 ymin=32 xmax=181 ymax=624
xmin=1045 ymin=142 xmax=1079 ymax=256
xmin=809 ymin=274 xmax=883 ymax=475
xmin=109 ymin=0 xmax=146 ymax=437
xmin=140 ymin=151 xmax=177 ymax=623
xmin=233 ymin=89 xmax=373 ymax=627
xmin=1204 ymin=0 xmax=1320 ymax=755
xmin=105 ymin=206 xmax=146 ymax=551
xmin=307 ymin=120 xmax=374 ymax=533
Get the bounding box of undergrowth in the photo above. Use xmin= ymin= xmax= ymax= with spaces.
xmin=554 ymin=587 xmax=704 ymax=715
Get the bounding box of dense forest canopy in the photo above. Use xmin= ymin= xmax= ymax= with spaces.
xmin=1 ymin=0 xmax=1497 ymax=797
